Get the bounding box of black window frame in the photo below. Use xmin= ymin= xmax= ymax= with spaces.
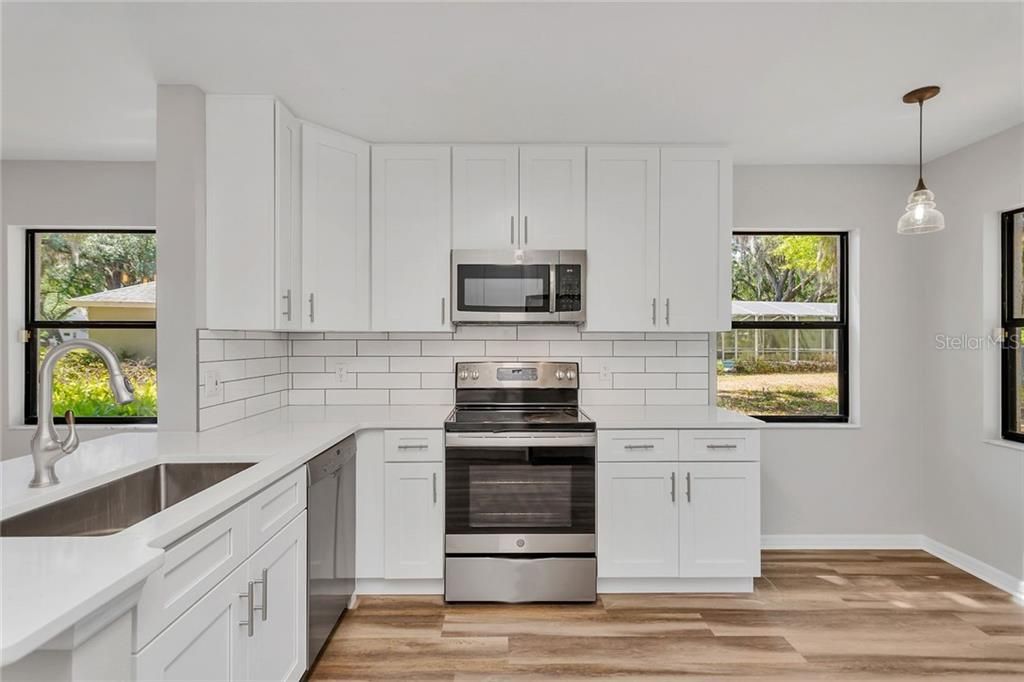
xmin=24 ymin=228 xmax=157 ymax=425
xmin=723 ymin=230 xmax=850 ymax=423
xmin=1001 ymin=208 xmax=1024 ymax=442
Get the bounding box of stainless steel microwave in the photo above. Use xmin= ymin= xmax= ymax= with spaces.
xmin=450 ymin=250 xmax=586 ymax=324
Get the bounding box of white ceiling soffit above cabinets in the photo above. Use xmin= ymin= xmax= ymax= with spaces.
xmin=2 ymin=1 xmax=1022 ymax=163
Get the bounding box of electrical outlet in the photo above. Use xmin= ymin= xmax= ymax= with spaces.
xmin=203 ymin=370 xmax=222 ymax=398
xmin=334 ymin=362 xmax=347 ymax=384
xmin=599 ymin=364 xmax=612 ymax=382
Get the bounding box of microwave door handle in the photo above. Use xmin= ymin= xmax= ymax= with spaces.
xmin=550 ymin=265 xmax=557 ymax=314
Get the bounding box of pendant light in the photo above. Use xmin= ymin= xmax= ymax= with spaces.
xmin=898 ymin=85 xmax=945 ymax=234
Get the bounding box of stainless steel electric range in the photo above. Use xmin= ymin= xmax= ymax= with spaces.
xmin=444 ymin=361 xmax=597 ymax=603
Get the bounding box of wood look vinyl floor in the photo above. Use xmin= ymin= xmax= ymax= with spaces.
xmin=308 ymin=551 xmax=1024 ymax=680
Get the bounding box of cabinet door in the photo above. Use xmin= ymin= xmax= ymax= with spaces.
xmin=135 ymin=563 xmax=249 ymax=681
xmin=371 ymin=146 xmax=452 ymax=331
xmin=659 ymin=148 xmax=733 ymax=331
xmin=249 ymin=512 xmax=308 ymax=682
xmin=452 ymin=145 xmax=519 ymax=250
xmin=206 ymin=95 xmax=276 ymax=330
xmin=597 ymin=462 xmax=679 ymax=578
xmin=519 ymin=145 xmax=586 ymax=250
xmin=275 ymin=101 xmax=302 ymax=331
xmin=678 ymin=462 xmax=760 ymax=578
xmin=384 ymin=462 xmax=444 ymax=579
xmin=586 ymin=147 xmax=660 ymax=331
xmin=302 ymin=124 xmax=371 ymax=330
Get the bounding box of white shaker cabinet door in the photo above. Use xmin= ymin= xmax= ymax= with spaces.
xmin=659 ymin=148 xmax=733 ymax=331
xmin=597 ymin=462 xmax=680 ymax=578
xmin=274 ymin=100 xmax=302 ymax=331
xmin=135 ymin=562 xmax=250 ymax=681
xmin=518 ymin=145 xmax=586 ymax=250
xmin=586 ymin=146 xmax=661 ymax=331
xmin=371 ymin=145 xmax=452 ymax=331
xmin=384 ymin=462 xmax=444 ymax=579
xmin=302 ymin=124 xmax=371 ymax=330
xmin=248 ymin=512 xmax=308 ymax=682
xmin=678 ymin=462 xmax=760 ymax=578
xmin=452 ymin=145 xmax=520 ymax=250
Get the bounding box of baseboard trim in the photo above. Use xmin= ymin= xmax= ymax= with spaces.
xmin=598 ymin=577 xmax=753 ymax=594
xmin=762 ymin=534 xmax=924 ymax=550
xmin=762 ymin=533 xmax=1023 ymax=601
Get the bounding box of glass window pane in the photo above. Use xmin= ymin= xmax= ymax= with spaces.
xmin=1013 ymin=213 xmax=1024 ymax=318
xmin=1014 ymin=325 xmax=1024 ymax=433
xmin=717 ymin=329 xmax=839 ymax=417
xmin=731 ymin=234 xmax=840 ymax=322
xmin=35 ymin=328 xmax=157 ymax=418
xmin=33 ymin=232 xmax=156 ymax=322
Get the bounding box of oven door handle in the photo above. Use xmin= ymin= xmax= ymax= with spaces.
xmin=445 ymin=432 xmax=597 ymax=449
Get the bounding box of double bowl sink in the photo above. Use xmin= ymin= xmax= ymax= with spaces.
xmin=1 ymin=462 xmax=254 ymax=538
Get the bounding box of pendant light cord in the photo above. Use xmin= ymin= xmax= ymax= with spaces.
xmin=915 ymin=100 xmax=927 ymax=192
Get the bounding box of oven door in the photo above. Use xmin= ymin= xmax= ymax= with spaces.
xmin=445 ymin=432 xmax=595 ymax=555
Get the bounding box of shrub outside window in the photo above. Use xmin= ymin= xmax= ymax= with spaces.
xmin=25 ymin=229 xmax=157 ymax=424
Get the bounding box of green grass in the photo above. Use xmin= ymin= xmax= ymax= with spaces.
xmin=717 ymin=387 xmax=838 ymax=416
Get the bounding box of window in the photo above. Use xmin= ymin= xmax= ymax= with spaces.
xmin=25 ymin=229 xmax=157 ymax=424
xmin=1001 ymin=208 xmax=1024 ymax=441
xmin=717 ymin=232 xmax=849 ymax=422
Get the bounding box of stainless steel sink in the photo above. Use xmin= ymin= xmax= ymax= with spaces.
xmin=0 ymin=462 xmax=254 ymax=537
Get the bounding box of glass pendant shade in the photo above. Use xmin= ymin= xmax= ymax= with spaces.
xmin=897 ymin=187 xmax=945 ymax=234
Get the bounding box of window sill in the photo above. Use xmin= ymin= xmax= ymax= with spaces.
xmin=9 ymin=423 xmax=157 ymax=432
xmin=754 ymin=422 xmax=861 ymax=430
xmin=983 ymin=438 xmax=1024 ymax=453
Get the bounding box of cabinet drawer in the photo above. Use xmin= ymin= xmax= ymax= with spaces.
xmin=249 ymin=467 xmax=307 ymax=551
xmin=680 ymin=430 xmax=759 ymax=461
xmin=598 ymin=430 xmax=678 ymax=462
xmin=135 ymin=503 xmax=251 ymax=650
xmin=384 ymin=430 xmax=443 ymax=462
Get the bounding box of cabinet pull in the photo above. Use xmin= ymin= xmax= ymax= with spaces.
xmin=665 ymin=298 xmax=670 ymax=326
xmin=651 ymin=298 xmax=656 ymax=325
xmin=511 ymin=216 xmax=515 ymax=245
xmin=624 ymin=444 xmax=655 ymax=450
xmin=523 ymin=216 xmax=528 ymax=245
xmin=282 ymin=289 xmax=292 ymax=321
xmin=670 ymin=471 xmax=676 ymax=502
xmin=706 ymin=443 xmax=738 ymax=450
xmin=441 ymin=297 xmax=447 ymax=325
xmin=256 ymin=568 xmax=268 ymax=621
xmin=308 ymin=292 xmax=315 ymax=324
xmin=239 ymin=580 xmax=255 ymax=637
xmin=685 ymin=471 xmax=692 ymax=503
xmin=432 ymin=472 xmax=438 ymax=504
xmin=397 ymin=443 xmax=429 ymax=450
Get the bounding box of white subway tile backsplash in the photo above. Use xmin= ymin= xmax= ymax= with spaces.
xmin=390 ymin=356 xmax=454 ymax=373
xmin=421 ymin=373 xmax=455 ymax=389
xmin=244 ymin=357 xmax=284 ymax=378
xmin=580 ymin=357 xmax=645 ymax=373
xmin=289 ymin=389 xmax=326 ymax=405
xmin=224 ymin=340 xmax=265 ymax=360
xmin=677 ymin=373 xmax=710 ymax=390
xmin=613 ymin=340 xmax=676 ymax=356
xmin=327 ymin=356 xmax=389 ymax=373
xmin=645 ymin=332 xmax=708 ymax=341
xmin=486 ymin=340 xmax=549 ymax=356
xmin=390 ymin=389 xmax=453 ymax=405
xmin=198 ymin=340 xmax=224 ymax=362
xmin=199 ymin=359 xmax=246 ymax=383
xmin=293 ymin=340 xmax=357 ymax=356
xmin=289 ymin=356 xmax=326 ymax=373
xmin=580 ymin=373 xmax=612 ymax=389
xmin=293 ymin=372 xmax=356 ymax=390
xmin=516 ymin=325 xmax=582 ymax=340
xmin=358 ymin=373 xmax=420 ymax=389
xmin=264 ymin=339 xmax=288 ymax=356
xmin=581 ymin=389 xmax=646 ymax=405
xmin=223 ymin=376 xmax=265 ymax=402
xmin=613 ymin=373 xmax=677 ymax=389
xmin=677 ymin=339 xmax=710 ymax=356
xmin=580 ymin=332 xmax=645 ymax=340
xmin=645 ymin=357 xmax=709 ymax=373
xmin=389 ymin=332 xmax=453 ymax=340
xmin=290 ymin=332 xmax=325 ymax=340
xmin=454 ymin=326 xmax=517 ymax=340
xmin=422 ymin=340 xmax=486 ymax=356
xmin=549 ymin=340 xmax=614 ymax=357
xmin=245 ymin=391 xmax=283 ymax=416
xmin=264 ymin=373 xmax=289 ymax=393
xmin=645 ymin=389 xmax=708 ymax=405
xmin=357 ymin=340 xmax=420 ymax=356
xmin=324 ymin=332 xmax=387 ymax=340
xmin=326 ymin=389 xmax=390 ymax=405
xmin=245 ymin=330 xmax=287 ymax=340
xmin=199 ymin=400 xmax=246 ymax=431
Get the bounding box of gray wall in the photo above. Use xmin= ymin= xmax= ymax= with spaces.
xmin=1 ymin=160 xmax=156 ymax=458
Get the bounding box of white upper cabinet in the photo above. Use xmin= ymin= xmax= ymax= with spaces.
xmin=274 ymin=102 xmax=302 ymax=331
xmin=206 ymin=95 xmax=279 ymax=330
xmin=518 ymin=145 xmax=587 ymax=250
xmin=301 ymin=124 xmax=370 ymax=330
xmin=452 ymin=145 xmax=519 ymax=250
xmin=586 ymin=147 xmax=661 ymax=331
xmin=659 ymin=148 xmax=733 ymax=331
xmin=678 ymin=462 xmax=760 ymax=578
xmin=371 ymin=145 xmax=452 ymax=331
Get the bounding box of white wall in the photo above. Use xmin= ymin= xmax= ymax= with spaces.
xmin=917 ymin=124 xmax=1024 ymax=582
xmin=1 ymin=161 xmax=155 ymax=459
xmin=733 ymin=164 xmax=926 ymax=537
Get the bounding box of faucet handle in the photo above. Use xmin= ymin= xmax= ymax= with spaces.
xmin=60 ymin=410 xmax=80 ymax=454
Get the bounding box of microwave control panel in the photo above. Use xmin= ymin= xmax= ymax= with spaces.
xmin=555 ymin=264 xmax=582 ymax=312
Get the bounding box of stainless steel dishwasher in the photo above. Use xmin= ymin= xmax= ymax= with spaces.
xmin=306 ymin=436 xmax=356 ymax=667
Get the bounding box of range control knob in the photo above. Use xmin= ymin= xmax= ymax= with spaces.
xmin=458 ymin=370 xmax=469 ymax=380
xmin=515 ymin=538 xmax=526 ymax=548
xmin=555 ymin=370 xmax=566 ymax=380
xmin=566 ymin=369 xmax=577 ymax=381
xmin=471 ymin=370 xmax=480 ymax=380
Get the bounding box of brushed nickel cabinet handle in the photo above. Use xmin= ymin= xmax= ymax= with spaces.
xmin=308 ymin=292 xmax=315 ymax=324
xmin=651 ymin=298 xmax=656 ymax=325
xmin=282 ymin=289 xmax=292 ymax=320
xmin=624 ymin=444 xmax=655 ymax=450
xmin=706 ymin=443 xmax=739 ymax=450
xmin=511 ymin=216 xmax=515 ymax=245
xmin=432 ymin=472 xmax=438 ymax=504
xmin=239 ymin=580 xmax=255 ymax=637
xmin=257 ymin=568 xmax=268 ymax=621
xmin=524 ymin=216 xmax=528 ymax=245
xmin=670 ymin=471 xmax=676 ymax=502
xmin=441 ymin=297 xmax=446 ymax=326
xmin=397 ymin=443 xmax=429 ymax=450
xmin=665 ymin=298 xmax=670 ymax=326
xmin=685 ymin=471 xmax=692 ymax=503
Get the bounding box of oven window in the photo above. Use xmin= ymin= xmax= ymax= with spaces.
xmin=458 ymin=264 xmax=550 ymax=312
xmin=469 ymin=464 xmax=572 ymax=528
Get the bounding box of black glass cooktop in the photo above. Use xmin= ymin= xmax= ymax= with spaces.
xmin=445 ymin=407 xmax=595 ymax=432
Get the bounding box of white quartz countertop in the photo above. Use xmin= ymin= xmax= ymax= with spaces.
xmin=0 ymin=402 xmax=757 ymax=666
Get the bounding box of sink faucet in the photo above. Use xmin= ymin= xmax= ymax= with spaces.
xmin=30 ymin=339 xmax=136 ymax=488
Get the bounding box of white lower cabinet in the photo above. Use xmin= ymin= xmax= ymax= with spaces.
xmin=679 ymin=462 xmax=760 ymax=577
xmin=597 ymin=462 xmax=679 ymax=578
xmin=384 ymin=461 xmax=444 ymax=579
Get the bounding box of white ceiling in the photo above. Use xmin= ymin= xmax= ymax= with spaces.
xmin=2 ymin=2 xmax=1022 ymax=163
